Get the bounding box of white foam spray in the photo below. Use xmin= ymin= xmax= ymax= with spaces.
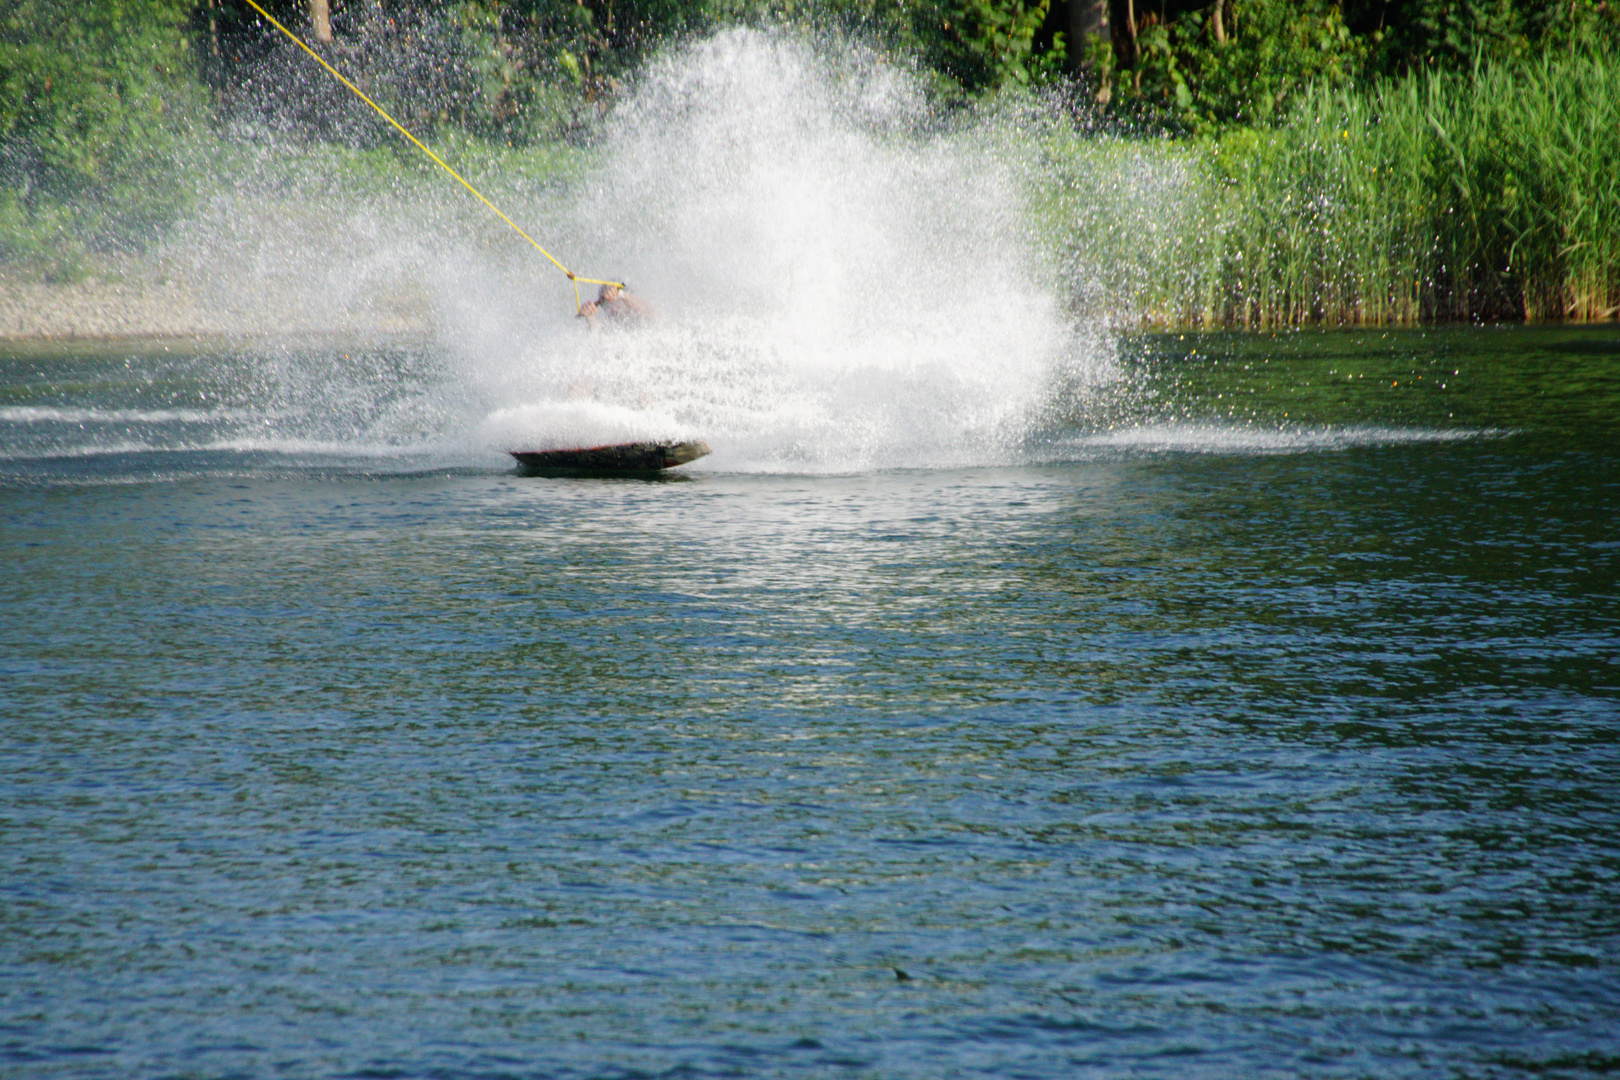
xmin=13 ymin=32 xmax=1482 ymax=476
xmin=444 ymin=30 xmax=1113 ymax=471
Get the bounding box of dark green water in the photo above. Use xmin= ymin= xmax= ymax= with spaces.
xmin=2 ymin=325 xmax=1616 ymax=1078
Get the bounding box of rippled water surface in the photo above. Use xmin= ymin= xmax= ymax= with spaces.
xmin=2 ymin=326 xmax=1617 ymax=1079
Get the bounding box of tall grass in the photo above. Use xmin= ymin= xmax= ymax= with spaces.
xmin=1042 ymin=53 xmax=1620 ymax=327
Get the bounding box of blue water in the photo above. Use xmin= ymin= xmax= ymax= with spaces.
xmin=2 ymin=326 xmax=1617 ymax=1078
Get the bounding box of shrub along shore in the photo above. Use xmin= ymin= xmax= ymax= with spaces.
xmin=3 ymin=0 xmax=1617 ymax=331
xmin=1045 ymin=53 xmax=1620 ymax=328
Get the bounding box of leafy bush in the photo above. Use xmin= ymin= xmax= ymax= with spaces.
xmin=0 ymin=0 xmax=203 ymax=276
xmin=932 ymin=0 xmax=1065 ymax=91
xmin=1041 ymin=51 xmax=1620 ymax=326
xmin=1107 ymin=0 xmax=1365 ymax=130
xmin=1367 ymin=0 xmax=1620 ymax=71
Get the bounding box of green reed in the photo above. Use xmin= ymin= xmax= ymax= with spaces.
xmin=1038 ymin=53 xmax=1620 ymax=327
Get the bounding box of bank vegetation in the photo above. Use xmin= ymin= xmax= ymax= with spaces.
xmin=3 ymin=0 xmax=1617 ymax=326
xmin=1046 ymin=54 xmax=1620 ymax=326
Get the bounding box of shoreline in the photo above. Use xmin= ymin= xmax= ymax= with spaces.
xmin=5 ymin=279 xmax=1612 ymax=344
xmin=0 ymin=278 xmax=434 ymax=344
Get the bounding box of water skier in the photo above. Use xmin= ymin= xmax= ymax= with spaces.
xmin=578 ymin=283 xmax=651 ymax=328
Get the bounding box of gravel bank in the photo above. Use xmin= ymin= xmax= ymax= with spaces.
xmin=0 ymin=276 xmax=434 ymax=342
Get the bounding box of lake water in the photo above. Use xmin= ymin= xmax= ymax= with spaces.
xmin=2 ymin=325 xmax=1617 ymax=1078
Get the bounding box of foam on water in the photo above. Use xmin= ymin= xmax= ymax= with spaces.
xmin=0 ymin=406 xmax=246 ymax=425
xmin=441 ymin=30 xmax=1108 ymax=472
xmin=1060 ymin=422 xmax=1495 ymax=456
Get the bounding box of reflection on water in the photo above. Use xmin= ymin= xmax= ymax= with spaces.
xmin=1 ymin=326 xmax=1617 ymax=1079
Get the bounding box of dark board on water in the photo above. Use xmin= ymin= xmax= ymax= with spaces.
xmin=509 ymin=440 xmax=711 ymax=475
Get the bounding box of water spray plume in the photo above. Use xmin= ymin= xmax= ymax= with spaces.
xmin=20 ymin=32 xmax=1143 ymax=473
xmin=462 ymin=31 xmax=1114 ymax=472
xmin=236 ymin=0 xmax=620 ymax=310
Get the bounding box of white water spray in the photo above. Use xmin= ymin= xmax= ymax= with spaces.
xmin=5 ymin=31 xmax=1484 ymax=477
xmin=451 ymin=30 xmax=1113 ymax=471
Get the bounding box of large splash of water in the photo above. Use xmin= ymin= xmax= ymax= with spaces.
xmin=439 ymin=30 xmax=1111 ymax=471
xmin=5 ymin=30 xmax=1488 ymax=479
xmin=5 ymin=31 xmax=1122 ymax=475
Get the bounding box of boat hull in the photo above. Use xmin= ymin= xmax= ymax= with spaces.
xmin=510 ymin=440 xmax=711 ymax=474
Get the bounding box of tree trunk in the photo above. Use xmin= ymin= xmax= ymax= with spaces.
xmin=1067 ymin=0 xmax=1111 ymax=69
xmin=310 ymin=0 xmax=333 ymax=44
xmin=1211 ymin=0 xmax=1226 ymax=44
xmin=1066 ymin=0 xmax=1113 ymax=100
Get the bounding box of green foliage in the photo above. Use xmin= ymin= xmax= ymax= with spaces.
xmin=0 ymin=0 xmax=202 ymax=275
xmin=1366 ymin=0 xmax=1620 ymax=70
xmin=3 ymin=0 xmax=1616 ymax=322
xmin=1039 ymin=51 xmax=1620 ymax=326
xmin=201 ymin=125 xmax=589 ymax=206
xmin=1097 ymin=0 xmax=1620 ymax=130
xmin=447 ymin=0 xmax=622 ymax=140
xmin=446 ymin=0 xmax=1050 ymax=126
xmin=1391 ymin=54 xmax=1620 ymax=320
xmin=934 ymin=0 xmax=1064 ymax=91
xmin=1383 ymin=0 xmax=1524 ymax=67
xmin=1116 ymin=0 xmax=1367 ymax=129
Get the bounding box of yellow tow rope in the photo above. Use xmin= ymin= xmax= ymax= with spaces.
xmin=240 ymin=0 xmax=621 ymax=312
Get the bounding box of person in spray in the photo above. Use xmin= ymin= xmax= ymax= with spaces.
xmin=577 ymin=283 xmax=651 ymax=328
